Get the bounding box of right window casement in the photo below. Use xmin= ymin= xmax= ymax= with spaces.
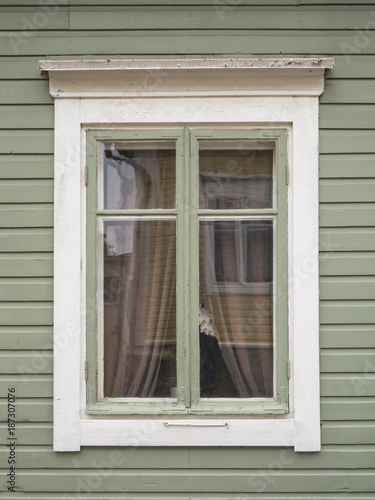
xmin=86 ymin=128 xmax=289 ymax=416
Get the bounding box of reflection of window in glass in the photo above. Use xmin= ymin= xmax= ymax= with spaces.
xmin=206 ymin=220 xmax=273 ymax=293
xmin=200 ymin=219 xmax=274 ymax=399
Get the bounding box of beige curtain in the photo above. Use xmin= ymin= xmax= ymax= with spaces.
xmin=103 ymin=148 xmax=176 ymax=398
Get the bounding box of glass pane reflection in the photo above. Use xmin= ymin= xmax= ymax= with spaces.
xmin=199 ymin=142 xmax=273 ymax=209
xmin=199 ymin=219 xmax=274 ymax=398
xmin=102 ymin=141 xmax=176 ymax=210
xmin=102 ymin=218 xmax=177 ymax=398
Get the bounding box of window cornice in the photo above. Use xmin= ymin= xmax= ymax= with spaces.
xmin=39 ymin=58 xmax=334 ymax=98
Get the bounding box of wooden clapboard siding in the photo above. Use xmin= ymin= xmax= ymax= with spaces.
xmin=0 ymin=1 xmax=374 ymax=498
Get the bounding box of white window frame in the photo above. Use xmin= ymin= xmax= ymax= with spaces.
xmin=39 ymin=58 xmax=334 ymax=452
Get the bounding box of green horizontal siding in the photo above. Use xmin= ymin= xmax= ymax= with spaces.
xmin=320 ymin=252 xmax=375 ymax=275
xmin=1 ymin=468 xmax=375 ymax=493
xmin=65 ymin=8 xmax=375 ymax=31
xmin=0 ymin=278 xmax=52 ymax=300
xmin=321 ymin=325 xmax=375 ymax=348
xmin=320 ymin=277 xmax=375 ymax=299
xmin=321 ymin=374 xmax=375 ymax=397
xmin=0 ymin=204 xmax=53 ymax=227
xmin=320 ymin=204 xmax=375 ymax=227
xmin=319 ymin=228 xmax=375 ymax=251
xmin=319 ymin=155 xmax=375 ymax=179
xmin=1 ymin=31 xmax=375 ymax=57
xmin=0 ymin=302 xmax=53 ymax=325
xmin=0 ymin=326 xmax=52 ymax=349
xmin=0 ymin=105 xmax=54 ymax=129
xmin=0 ymin=253 xmax=53 ymax=277
xmin=0 ymin=156 xmax=53 ymax=179
xmin=0 ymin=351 xmax=53 ymax=373
xmin=0 ymin=80 xmax=51 ymax=105
xmin=0 ymin=2 xmax=374 ymax=498
xmin=0 ymin=229 xmax=53 ymax=252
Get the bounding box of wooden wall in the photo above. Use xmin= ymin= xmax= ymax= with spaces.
xmin=0 ymin=1 xmax=375 ymax=497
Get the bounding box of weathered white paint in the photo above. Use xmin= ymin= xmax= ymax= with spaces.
xmin=80 ymin=418 xmax=295 ymax=447
xmin=39 ymin=57 xmax=334 ymax=72
xmin=53 ymin=99 xmax=81 ymax=452
xmin=47 ymin=58 xmax=330 ymax=452
xmin=292 ymin=97 xmax=321 ymax=452
xmin=39 ymin=58 xmax=334 ymax=98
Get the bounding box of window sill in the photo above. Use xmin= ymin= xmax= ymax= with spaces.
xmin=79 ymin=417 xmax=296 ymax=448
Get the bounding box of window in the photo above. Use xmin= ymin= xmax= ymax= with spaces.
xmin=40 ymin=58 xmax=334 ymax=451
xmin=86 ymin=129 xmax=288 ymax=415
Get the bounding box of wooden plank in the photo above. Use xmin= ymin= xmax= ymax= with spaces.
xmin=321 ymin=349 xmax=375 ymax=373
xmin=4 ymin=468 xmax=375 ymax=493
xmin=0 ymin=444 xmax=372 ymax=470
xmin=0 ymin=253 xmax=52 ymax=277
xmin=320 ymin=105 xmax=375 ymax=129
xmin=320 ymin=179 xmax=375 ymax=203
xmin=0 ymin=7 xmax=69 ymax=30
xmin=0 ymin=278 xmax=52 ymax=300
xmin=0 ymin=80 xmax=51 ymax=104
xmin=321 ymin=374 xmax=375 ymax=397
xmin=328 ymin=56 xmax=375 ymax=79
xmin=68 ymin=7 xmax=375 ymax=31
xmin=0 ymin=350 xmax=52 ymax=373
xmin=0 ymin=445 xmax=190 ymax=470
xmin=320 ymin=277 xmax=375 ymax=300
xmin=187 ymin=445 xmax=375 ymax=470
xmin=321 ymin=398 xmax=375 ymax=420
xmin=0 ymin=423 xmax=52 ymax=445
xmin=320 ymin=204 xmax=375 ymax=227
xmin=320 ymin=154 xmax=375 ymax=179
xmin=0 ymin=228 xmax=53 ymax=252
xmin=0 ymin=302 xmax=52 ymax=325
xmin=0 ymin=326 xmax=52 ymax=349
xmin=0 ymin=105 xmax=53 ymax=129
xmin=320 ymin=131 xmax=375 ymax=155
xmin=0 ymin=375 xmax=52 ymax=397
xmin=322 ymin=80 xmax=375 ymax=104
xmin=1 ymin=31 xmax=375 ymax=57
xmin=320 ymin=228 xmax=375 ymax=252
xmin=321 ymin=301 xmax=375 ymax=324
xmin=320 ymin=252 xmax=375 ymax=276
xmin=0 ymin=204 xmax=53 ymax=228
xmin=0 ymin=180 xmax=53 ymax=203
xmin=0 ymin=156 xmax=53 ymax=179
xmin=322 ymin=422 xmax=375 ymax=445
xmin=321 ymin=325 xmax=375 ymax=349
xmin=0 ymin=399 xmax=52 ymax=422
xmin=0 ymin=131 xmax=53 ymax=154
xmin=0 ymin=57 xmax=43 ymax=79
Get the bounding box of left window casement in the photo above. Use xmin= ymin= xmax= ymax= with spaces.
xmin=86 ymin=128 xmax=289 ymax=416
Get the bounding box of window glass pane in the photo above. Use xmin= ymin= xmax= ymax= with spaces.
xmin=199 ymin=219 xmax=274 ymax=398
xmin=199 ymin=141 xmax=273 ymax=209
xmin=101 ymin=141 xmax=176 ymax=210
xmin=101 ymin=218 xmax=177 ymax=398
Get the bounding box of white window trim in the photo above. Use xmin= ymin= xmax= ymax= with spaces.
xmin=40 ymin=58 xmax=334 ymax=452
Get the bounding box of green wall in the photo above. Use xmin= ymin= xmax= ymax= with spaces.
xmin=1 ymin=1 xmax=375 ymax=497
